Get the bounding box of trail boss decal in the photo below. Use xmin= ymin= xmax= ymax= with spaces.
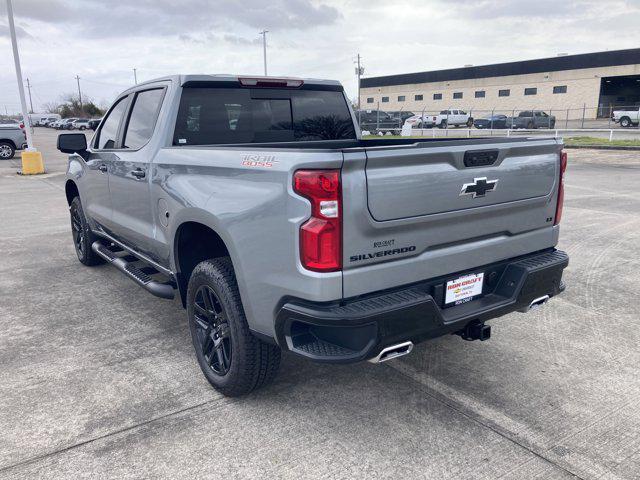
xmin=350 ymin=245 xmax=416 ymax=262
xmin=241 ymin=154 xmax=278 ymax=168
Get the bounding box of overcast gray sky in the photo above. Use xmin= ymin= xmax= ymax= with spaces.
xmin=1 ymin=0 xmax=639 ymax=113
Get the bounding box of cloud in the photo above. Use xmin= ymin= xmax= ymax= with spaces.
xmin=0 ymin=22 xmax=33 ymax=39
xmin=9 ymin=0 xmax=340 ymax=38
xmin=178 ymin=32 xmax=262 ymax=46
xmin=0 ymin=0 xmax=637 ymax=114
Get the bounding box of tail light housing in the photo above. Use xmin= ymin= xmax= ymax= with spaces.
xmin=293 ymin=169 xmax=341 ymax=272
xmin=239 ymin=77 xmax=303 ymax=88
xmin=554 ymin=150 xmax=568 ymax=225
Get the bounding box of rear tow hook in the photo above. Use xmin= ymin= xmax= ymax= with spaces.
xmin=456 ymin=320 xmax=491 ymax=342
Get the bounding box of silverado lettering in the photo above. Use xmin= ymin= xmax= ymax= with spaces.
xmin=350 ymin=246 xmax=416 ymax=262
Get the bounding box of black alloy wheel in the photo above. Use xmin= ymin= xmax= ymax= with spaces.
xmin=69 ymin=197 xmax=103 ymax=266
xmin=192 ymin=284 xmax=232 ymax=376
xmin=70 ymin=204 xmax=86 ymax=258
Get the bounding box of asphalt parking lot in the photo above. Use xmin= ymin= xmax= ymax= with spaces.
xmin=1 ymin=128 xmax=639 ymax=479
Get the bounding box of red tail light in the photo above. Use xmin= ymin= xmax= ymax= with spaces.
xmin=19 ymin=123 xmax=24 ymax=129
xmin=554 ymin=150 xmax=568 ymax=225
xmin=293 ymin=169 xmax=341 ymax=272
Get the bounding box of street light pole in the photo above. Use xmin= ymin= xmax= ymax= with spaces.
xmin=259 ymin=30 xmax=268 ymax=76
xmin=75 ymin=75 xmax=83 ymax=113
xmin=133 ymin=68 xmax=138 ymax=84
xmin=6 ymin=0 xmax=43 ymax=173
xmin=6 ymin=0 xmax=34 ymax=149
xmin=355 ymin=53 xmax=364 ymax=111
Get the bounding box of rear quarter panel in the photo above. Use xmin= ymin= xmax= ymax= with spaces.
xmin=152 ymin=146 xmax=345 ymax=337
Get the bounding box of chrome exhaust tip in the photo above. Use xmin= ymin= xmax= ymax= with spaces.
xmin=368 ymin=341 xmax=414 ymax=364
xmin=519 ymin=295 xmax=550 ymax=313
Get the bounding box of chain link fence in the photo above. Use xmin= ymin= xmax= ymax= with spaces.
xmin=356 ymin=104 xmax=640 ymax=134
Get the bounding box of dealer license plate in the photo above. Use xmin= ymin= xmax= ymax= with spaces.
xmin=445 ymin=272 xmax=484 ymax=306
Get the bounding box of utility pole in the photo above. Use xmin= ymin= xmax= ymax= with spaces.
xmin=354 ymin=53 xmax=364 ymax=110
xmin=259 ymin=30 xmax=268 ymax=76
xmin=133 ymin=68 xmax=138 ymax=84
xmin=25 ymin=77 xmax=33 ymax=113
xmin=75 ymin=75 xmax=83 ymax=114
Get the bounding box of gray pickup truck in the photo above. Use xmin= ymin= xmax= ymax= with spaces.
xmin=58 ymin=75 xmax=569 ymax=396
xmin=0 ymin=123 xmax=27 ymax=159
xmin=508 ymin=110 xmax=556 ymax=129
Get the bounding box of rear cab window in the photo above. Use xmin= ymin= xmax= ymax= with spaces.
xmin=123 ymin=88 xmax=165 ymax=149
xmin=173 ymin=85 xmax=356 ymax=145
xmin=94 ymin=96 xmax=129 ymax=149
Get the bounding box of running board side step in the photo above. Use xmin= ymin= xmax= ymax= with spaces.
xmin=92 ymin=241 xmax=175 ymax=300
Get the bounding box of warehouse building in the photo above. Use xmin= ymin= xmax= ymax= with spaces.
xmin=360 ymin=48 xmax=640 ymax=119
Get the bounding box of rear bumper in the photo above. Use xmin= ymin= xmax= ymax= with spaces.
xmin=275 ymin=249 xmax=568 ymax=363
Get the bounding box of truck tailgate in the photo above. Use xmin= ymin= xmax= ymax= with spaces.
xmin=366 ymin=146 xmax=557 ymax=220
xmin=342 ymin=138 xmax=563 ymax=298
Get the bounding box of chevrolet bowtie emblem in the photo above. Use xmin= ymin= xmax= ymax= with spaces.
xmin=460 ymin=177 xmax=499 ymax=198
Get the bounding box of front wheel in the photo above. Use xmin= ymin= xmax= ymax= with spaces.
xmin=0 ymin=141 xmax=15 ymax=160
xmin=69 ymin=197 xmax=103 ymax=266
xmin=187 ymin=258 xmax=281 ymax=396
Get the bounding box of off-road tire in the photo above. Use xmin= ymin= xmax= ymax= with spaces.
xmin=187 ymin=257 xmax=281 ymax=396
xmin=69 ymin=197 xmax=103 ymax=266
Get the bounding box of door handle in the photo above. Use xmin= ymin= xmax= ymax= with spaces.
xmin=98 ymin=164 xmax=108 ymax=173
xmin=131 ymin=168 xmax=146 ymax=179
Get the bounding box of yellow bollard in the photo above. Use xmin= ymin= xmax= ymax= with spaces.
xmin=21 ymin=150 xmax=45 ymax=175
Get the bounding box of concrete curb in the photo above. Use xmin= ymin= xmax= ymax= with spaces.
xmin=564 ymin=145 xmax=640 ymax=151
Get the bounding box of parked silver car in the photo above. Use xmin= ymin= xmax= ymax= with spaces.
xmin=0 ymin=124 xmax=27 ymax=159
xmin=70 ymin=119 xmax=91 ymax=130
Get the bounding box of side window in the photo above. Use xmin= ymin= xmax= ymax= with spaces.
xmin=123 ymin=89 xmax=165 ymax=149
xmin=95 ymin=96 xmax=129 ymax=149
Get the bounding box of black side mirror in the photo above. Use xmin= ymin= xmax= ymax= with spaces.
xmin=57 ymin=133 xmax=87 ymax=156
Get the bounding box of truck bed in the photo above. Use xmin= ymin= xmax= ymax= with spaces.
xmin=189 ymin=136 xmax=553 ymax=151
